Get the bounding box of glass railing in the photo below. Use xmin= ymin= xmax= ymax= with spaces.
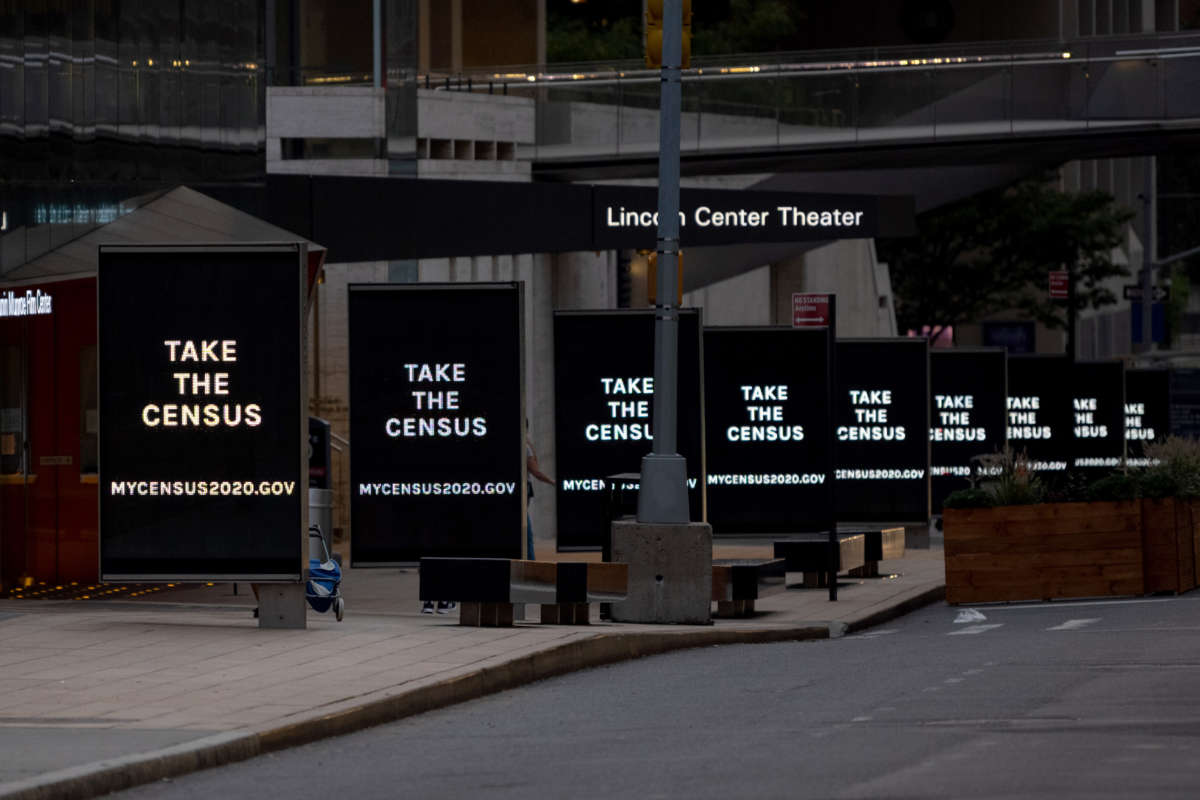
xmin=420 ymin=33 xmax=1200 ymax=162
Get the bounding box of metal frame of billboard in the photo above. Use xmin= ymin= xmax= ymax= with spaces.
xmin=347 ymin=282 xmax=526 ymax=567
xmin=97 ymin=243 xmax=308 ymax=583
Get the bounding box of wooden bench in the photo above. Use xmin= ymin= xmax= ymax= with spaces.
xmin=711 ymin=558 xmax=786 ymax=617
xmin=419 ymin=557 xmax=628 ymax=627
xmin=773 ymin=533 xmax=866 ymax=588
xmin=848 ymin=527 xmax=906 ymax=578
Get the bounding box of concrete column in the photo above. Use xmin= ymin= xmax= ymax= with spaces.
xmin=495 ymin=253 xmax=515 ymax=281
xmin=315 ymin=260 xmax=388 ymax=544
xmin=450 ymin=256 xmax=472 ymax=282
xmin=553 ymin=250 xmax=616 ymax=310
xmin=473 ymin=255 xmax=494 ymax=281
xmin=520 ymin=253 xmax=557 ymax=556
xmin=419 ymin=257 xmax=451 ymax=282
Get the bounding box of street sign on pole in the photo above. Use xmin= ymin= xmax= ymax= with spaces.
xmin=1048 ymin=270 xmax=1069 ymax=300
xmin=792 ymin=293 xmax=835 ymax=328
xmin=1123 ymin=284 xmax=1169 ymax=302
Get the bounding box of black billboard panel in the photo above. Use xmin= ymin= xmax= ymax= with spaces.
xmin=1006 ymin=355 xmax=1073 ymax=472
xmin=929 ymin=348 xmax=1007 ymax=513
xmin=1126 ymin=369 xmax=1169 ymax=467
xmin=704 ymin=328 xmax=833 ymax=534
xmin=349 ymin=284 xmax=525 ymax=565
xmin=834 ymin=339 xmax=930 ymax=524
xmin=1071 ymin=361 xmax=1125 ymax=470
xmin=1169 ymin=368 xmax=1200 ymax=439
xmin=553 ymin=310 xmax=705 ymax=550
xmin=98 ymin=245 xmax=306 ymax=581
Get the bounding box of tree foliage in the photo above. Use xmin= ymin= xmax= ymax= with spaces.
xmin=546 ymin=0 xmax=811 ymax=64
xmin=879 ymin=176 xmax=1135 ymax=342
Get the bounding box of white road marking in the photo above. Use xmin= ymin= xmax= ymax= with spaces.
xmin=954 ymin=608 xmax=988 ymax=623
xmin=1047 ymin=618 xmax=1101 ymax=631
xmin=948 ymin=624 xmax=1004 ymax=636
xmin=851 ymin=716 xmax=873 ymax=722
xmin=944 ymin=677 xmax=964 ymax=683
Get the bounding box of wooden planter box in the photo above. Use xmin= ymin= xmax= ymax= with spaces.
xmin=1142 ymin=498 xmax=1197 ymax=595
xmin=944 ymin=501 xmax=1144 ymax=604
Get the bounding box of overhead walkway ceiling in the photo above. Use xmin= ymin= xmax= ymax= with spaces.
xmin=437 ymin=33 xmax=1199 ymax=291
xmin=442 ymin=33 xmax=1200 ymax=182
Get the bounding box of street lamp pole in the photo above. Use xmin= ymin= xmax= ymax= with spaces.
xmin=638 ymin=0 xmax=689 ymax=524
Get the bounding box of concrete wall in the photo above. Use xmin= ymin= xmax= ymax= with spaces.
xmin=769 ymin=239 xmax=897 ymax=336
xmin=682 ymin=266 xmax=772 ymax=326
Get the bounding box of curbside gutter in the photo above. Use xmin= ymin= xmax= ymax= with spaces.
xmin=0 ymin=585 xmax=944 ymax=800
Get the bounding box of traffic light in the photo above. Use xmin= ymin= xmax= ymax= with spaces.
xmin=646 ymin=250 xmax=684 ymax=305
xmin=645 ymin=0 xmax=692 ymax=69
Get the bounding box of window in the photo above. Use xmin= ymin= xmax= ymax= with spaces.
xmin=0 ymin=344 xmax=24 ymax=475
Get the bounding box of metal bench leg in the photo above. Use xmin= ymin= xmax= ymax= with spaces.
xmin=540 ymin=603 xmax=590 ymax=624
xmin=716 ymin=599 xmax=755 ymax=618
xmin=460 ymin=601 xmax=514 ymax=627
xmin=849 ymin=562 xmax=880 ymax=578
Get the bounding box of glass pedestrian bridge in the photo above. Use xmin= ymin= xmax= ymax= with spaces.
xmin=425 ymin=33 xmax=1200 ymax=177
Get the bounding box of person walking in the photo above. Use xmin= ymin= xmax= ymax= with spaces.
xmin=526 ymin=421 xmax=554 ymax=559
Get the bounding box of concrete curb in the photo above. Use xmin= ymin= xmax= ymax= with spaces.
xmin=844 ymin=585 xmax=948 ymax=634
xmin=0 ymin=585 xmax=945 ymax=800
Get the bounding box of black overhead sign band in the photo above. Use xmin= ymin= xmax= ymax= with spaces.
xmin=267 ymin=175 xmax=915 ymax=263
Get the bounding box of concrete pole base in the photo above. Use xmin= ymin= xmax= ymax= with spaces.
xmin=257 ymin=583 xmax=306 ymax=629
xmin=610 ymin=520 xmax=712 ymax=625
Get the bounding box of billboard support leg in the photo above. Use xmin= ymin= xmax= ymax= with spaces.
xmin=258 ymin=583 xmax=307 ymax=629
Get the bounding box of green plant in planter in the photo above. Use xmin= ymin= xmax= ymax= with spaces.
xmin=1139 ymin=436 xmax=1200 ymax=499
xmin=1085 ymin=471 xmax=1141 ymax=502
xmin=943 ymin=487 xmax=994 ymax=508
xmin=981 ymin=447 xmax=1045 ymax=506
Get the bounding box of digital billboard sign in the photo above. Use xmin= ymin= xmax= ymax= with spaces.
xmin=1070 ymin=361 xmax=1125 ymax=470
xmin=704 ymin=327 xmax=833 ymax=534
xmin=1006 ymin=355 xmax=1073 ymax=472
xmin=98 ymin=244 xmax=306 ymax=581
xmin=929 ymin=348 xmax=1007 ymax=513
xmin=834 ymin=339 xmax=930 ymax=524
xmin=553 ymin=310 xmax=705 ymax=550
xmin=349 ymin=284 xmax=525 ymax=565
xmin=1126 ymin=368 xmax=1169 ymax=467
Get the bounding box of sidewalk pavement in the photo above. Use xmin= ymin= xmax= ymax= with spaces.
xmin=0 ymin=540 xmax=946 ymax=800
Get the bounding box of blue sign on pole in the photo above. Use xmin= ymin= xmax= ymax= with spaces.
xmin=1131 ymin=302 xmax=1165 ymax=344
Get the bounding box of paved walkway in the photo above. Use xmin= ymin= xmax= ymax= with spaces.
xmin=0 ymin=541 xmax=945 ymax=800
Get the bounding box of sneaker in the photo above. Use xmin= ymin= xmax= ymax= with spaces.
xmin=436 ymin=601 xmax=453 ymax=614
xmin=421 ymin=601 xmax=435 ymax=614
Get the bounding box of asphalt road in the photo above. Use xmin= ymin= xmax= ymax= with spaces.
xmin=111 ymin=595 xmax=1200 ymax=799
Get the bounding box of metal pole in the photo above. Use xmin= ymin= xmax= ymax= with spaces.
xmin=1140 ymin=156 xmax=1154 ymax=352
xmin=637 ymin=0 xmax=689 ymax=524
xmin=372 ymin=0 xmax=382 ymax=88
